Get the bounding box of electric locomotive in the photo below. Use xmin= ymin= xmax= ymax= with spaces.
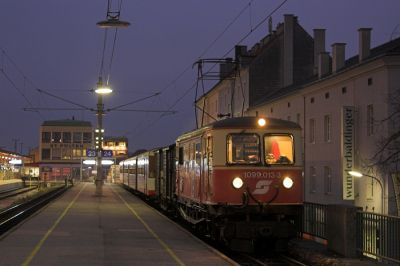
xmin=175 ymin=116 xmax=303 ymax=252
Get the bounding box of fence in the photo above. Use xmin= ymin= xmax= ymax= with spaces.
xmin=356 ymin=211 xmax=400 ymax=264
xmin=301 ymin=203 xmax=400 ymax=264
xmin=302 ymin=202 xmax=327 ymax=239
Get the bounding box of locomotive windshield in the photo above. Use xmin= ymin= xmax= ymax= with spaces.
xmin=227 ymin=134 xmax=260 ymax=164
xmin=264 ymin=134 xmax=294 ymax=165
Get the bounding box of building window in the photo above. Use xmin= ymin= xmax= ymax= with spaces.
xmin=52 ymin=148 xmax=61 ymax=160
xmin=62 ymin=148 xmax=72 ymax=159
xmin=324 ymin=166 xmax=332 ymax=194
xmin=42 ymin=148 xmax=50 ymax=160
xmin=342 ymin=87 xmax=347 ymax=94
xmin=310 ymin=97 xmax=314 ymax=103
xmin=73 ymin=132 xmax=82 ymax=143
xmin=42 ymin=132 xmax=51 ymax=143
xmin=72 ymin=149 xmax=83 ymax=158
xmin=83 ymin=132 xmax=92 ymax=143
xmin=325 ymin=92 xmax=330 ymax=99
xmin=310 ymin=166 xmax=317 ymax=193
xmin=324 ymin=115 xmax=331 ymax=142
xmin=52 ymin=132 xmax=61 ymax=143
xmin=309 ymin=118 xmax=315 ymax=143
xmin=63 ymin=132 xmax=71 ymax=143
xmin=368 ymin=77 xmax=373 ymax=86
xmin=367 ymin=104 xmax=374 ymax=136
xmin=288 ymin=102 xmax=291 ymax=108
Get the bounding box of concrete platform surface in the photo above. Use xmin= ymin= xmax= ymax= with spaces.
xmin=0 ymin=183 xmax=237 ymax=266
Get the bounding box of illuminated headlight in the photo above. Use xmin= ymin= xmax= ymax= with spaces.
xmin=232 ymin=177 xmax=244 ymax=189
xmin=283 ymin=176 xmax=294 ymax=189
xmin=257 ymin=118 xmax=266 ymax=127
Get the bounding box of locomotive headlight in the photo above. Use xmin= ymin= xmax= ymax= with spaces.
xmin=257 ymin=118 xmax=266 ymax=127
xmin=282 ymin=176 xmax=294 ymax=189
xmin=232 ymin=177 xmax=244 ymax=189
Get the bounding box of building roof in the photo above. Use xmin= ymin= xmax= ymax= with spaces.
xmin=41 ymin=119 xmax=92 ymax=127
xmin=251 ymin=36 xmax=400 ymax=107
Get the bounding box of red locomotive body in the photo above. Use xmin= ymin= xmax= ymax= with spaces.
xmin=175 ymin=117 xmax=303 ymax=251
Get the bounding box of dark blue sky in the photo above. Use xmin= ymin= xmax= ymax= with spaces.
xmin=0 ymin=0 xmax=399 ymax=154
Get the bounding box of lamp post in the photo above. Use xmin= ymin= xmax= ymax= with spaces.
xmin=349 ymin=170 xmax=385 ymax=213
xmin=94 ymin=78 xmax=112 ymax=196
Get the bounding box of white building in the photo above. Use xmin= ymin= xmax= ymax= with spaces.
xmin=196 ymin=15 xmax=400 ymax=216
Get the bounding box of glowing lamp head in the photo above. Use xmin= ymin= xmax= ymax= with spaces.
xmin=232 ymin=177 xmax=244 ymax=189
xmin=282 ymin=176 xmax=294 ymax=189
xmin=95 ymin=86 xmax=113 ymax=94
xmin=257 ymin=118 xmax=266 ymax=127
xmin=348 ymin=171 xmax=363 ymax=178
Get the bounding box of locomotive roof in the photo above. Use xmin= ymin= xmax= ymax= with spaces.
xmin=210 ymin=116 xmax=301 ymax=129
xmin=177 ymin=117 xmax=301 ymax=141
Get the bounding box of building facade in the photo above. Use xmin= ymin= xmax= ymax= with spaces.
xmin=39 ymin=119 xmax=93 ymax=181
xmin=197 ymin=14 xmax=400 ymax=216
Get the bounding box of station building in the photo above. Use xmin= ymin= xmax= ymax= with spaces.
xmin=0 ymin=148 xmax=32 ymax=181
xmin=196 ymin=14 xmax=400 ymax=216
xmin=39 ymin=119 xmax=93 ymax=181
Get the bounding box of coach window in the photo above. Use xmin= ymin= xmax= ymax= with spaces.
xmin=227 ymin=134 xmax=260 ymax=164
xmin=195 ymin=142 xmax=201 ymax=166
xmin=264 ymin=134 xmax=294 ymax=165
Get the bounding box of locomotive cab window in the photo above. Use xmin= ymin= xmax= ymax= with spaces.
xmin=227 ymin=134 xmax=260 ymax=164
xmin=264 ymin=134 xmax=294 ymax=165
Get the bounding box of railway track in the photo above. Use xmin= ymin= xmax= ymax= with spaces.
xmin=0 ymin=185 xmax=69 ymax=236
xmin=234 ymin=253 xmax=308 ymax=266
xmin=0 ymin=186 xmax=38 ymax=200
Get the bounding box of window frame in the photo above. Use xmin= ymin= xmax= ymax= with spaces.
xmin=226 ymin=133 xmax=261 ymax=165
xmin=263 ymin=133 xmax=295 ymax=165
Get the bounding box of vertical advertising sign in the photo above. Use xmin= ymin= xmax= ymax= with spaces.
xmin=342 ymin=106 xmax=355 ymax=200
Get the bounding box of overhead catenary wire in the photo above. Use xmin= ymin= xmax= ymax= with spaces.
xmin=130 ymin=0 xmax=288 ymax=141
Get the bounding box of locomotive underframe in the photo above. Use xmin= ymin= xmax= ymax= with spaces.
xmin=177 ymin=198 xmax=301 ymax=252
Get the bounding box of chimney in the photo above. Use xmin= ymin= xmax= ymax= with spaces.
xmin=318 ymin=52 xmax=330 ymax=78
xmin=283 ymin=14 xmax=294 ymax=87
xmin=332 ymin=43 xmax=346 ymax=73
xmin=235 ymin=45 xmax=247 ymax=62
xmin=358 ymin=28 xmax=372 ymax=62
xmin=313 ymin=29 xmax=326 ymax=75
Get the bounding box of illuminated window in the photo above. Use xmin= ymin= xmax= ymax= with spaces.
xmin=195 ymin=142 xmax=201 ymax=166
xmin=72 ymin=149 xmax=82 ymax=158
xmin=227 ymin=134 xmax=260 ymax=164
xmin=62 ymin=148 xmax=72 ymax=159
xmin=264 ymin=134 xmax=294 ymax=165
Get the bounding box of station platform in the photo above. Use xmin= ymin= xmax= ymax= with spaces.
xmin=0 ymin=183 xmax=236 ymax=266
xmin=0 ymin=179 xmax=23 ymax=192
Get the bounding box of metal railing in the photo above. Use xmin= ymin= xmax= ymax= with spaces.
xmin=356 ymin=211 xmax=400 ymax=264
xmin=302 ymin=202 xmax=327 ymax=239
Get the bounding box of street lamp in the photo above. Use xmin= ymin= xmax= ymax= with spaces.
xmin=94 ymin=77 xmax=112 ymax=196
xmin=348 ymin=170 xmax=385 ymax=213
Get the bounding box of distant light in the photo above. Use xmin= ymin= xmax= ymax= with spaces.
xmin=101 ymin=129 xmax=105 ymax=133
xmin=348 ymin=171 xmax=363 ymax=178
xmin=95 ymin=86 xmax=113 ymax=94
xmin=258 ymin=118 xmax=266 ymax=127
xmin=83 ymin=159 xmax=114 ymax=165
xmin=95 ymin=129 xmax=99 ymax=133
xmin=9 ymin=159 xmax=22 ymax=165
